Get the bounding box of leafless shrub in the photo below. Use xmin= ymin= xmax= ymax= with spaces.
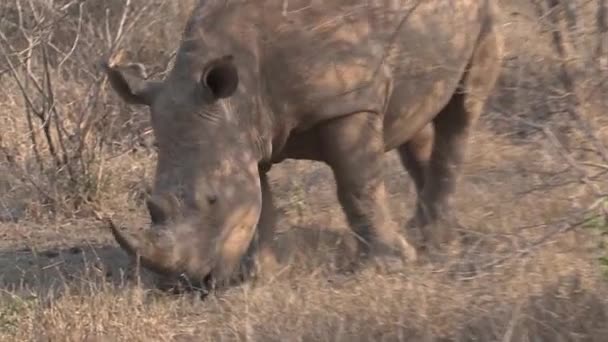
xmin=0 ymin=0 xmax=195 ymax=219
xmin=491 ymin=0 xmax=608 ymax=220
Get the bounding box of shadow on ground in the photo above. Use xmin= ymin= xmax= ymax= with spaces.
xmin=0 ymin=243 xmax=138 ymax=293
xmin=0 ymin=221 xmax=354 ymax=296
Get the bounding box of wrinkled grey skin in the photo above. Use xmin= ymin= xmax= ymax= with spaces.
xmin=103 ymin=0 xmax=504 ymax=287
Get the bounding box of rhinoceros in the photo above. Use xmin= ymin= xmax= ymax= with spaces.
xmin=103 ymin=0 xmax=504 ymax=286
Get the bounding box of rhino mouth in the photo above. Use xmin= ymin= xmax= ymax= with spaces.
xmin=107 ymin=218 xmax=188 ymax=277
xmin=108 ymin=219 xmax=224 ymax=296
xmin=106 ymin=216 xmax=256 ymax=289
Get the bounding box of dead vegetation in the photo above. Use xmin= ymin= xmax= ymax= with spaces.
xmin=0 ymin=0 xmax=607 ymax=341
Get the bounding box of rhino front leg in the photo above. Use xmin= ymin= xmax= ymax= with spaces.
xmin=241 ymin=172 xmax=280 ymax=281
xmin=319 ymin=112 xmax=417 ymax=271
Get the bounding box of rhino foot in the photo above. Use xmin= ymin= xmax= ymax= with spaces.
xmin=334 ymin=233 xmax=418 ymax=275
xmin=238 ymin=248 xmax=282 ymax=285
xmin=405 ymin=212 xmax=478 ymax=268
xmin=372 ymin=234 xmax=418 ymax=274
xmin=405 ymin=211 xmax=464 ymax=251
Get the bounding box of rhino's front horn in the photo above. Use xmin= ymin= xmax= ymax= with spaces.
xmin=106 ymin=218 xmax=178 ymax=275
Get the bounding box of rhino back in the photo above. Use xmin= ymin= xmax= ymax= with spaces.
xmin=172 ymin=0 xmax=494 ymax=142
xmin=252 ymin=0 xmax=489 ymax=128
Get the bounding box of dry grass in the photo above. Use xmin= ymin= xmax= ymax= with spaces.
xmin=1 ymin=0 xmax=608 ymax=341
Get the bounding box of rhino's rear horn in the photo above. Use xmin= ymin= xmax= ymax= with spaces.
xmin=106 ymin=218 xmax=141 ymax=257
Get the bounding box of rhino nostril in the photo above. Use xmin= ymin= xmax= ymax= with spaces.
xmin=147 ymin=197 xmax=169 ymax=225
xmin=206 ymin=194 xmax=218 ymax=205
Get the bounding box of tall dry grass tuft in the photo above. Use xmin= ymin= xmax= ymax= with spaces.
xmin=0 ymin=0 xmax=607 ymax=341
xmin=0 ymin=247 xmax=606 ymax=341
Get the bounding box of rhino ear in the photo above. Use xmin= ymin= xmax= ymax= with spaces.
xmin=102 ymin=62 xmax=161 ymax=106
xmin=201 ymin=55 xmax=239 ymax=100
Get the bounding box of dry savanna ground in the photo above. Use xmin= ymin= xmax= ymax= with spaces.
xmin=1 ymin=0 xmax=608 ymax=341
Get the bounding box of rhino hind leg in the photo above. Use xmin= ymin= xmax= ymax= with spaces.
xmin=319 ymin=112 xmax=418 ymax=272
xmin=397 ymin=123 xmax=434 ymax=195
xmin=409 ymin=17 xmax=504 ymax=250
xmin=396 ymin=124 xmax=435 ymax=248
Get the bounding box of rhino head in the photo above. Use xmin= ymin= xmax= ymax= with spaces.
xmin=102 ymin=53 xmax=265 ymax=286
